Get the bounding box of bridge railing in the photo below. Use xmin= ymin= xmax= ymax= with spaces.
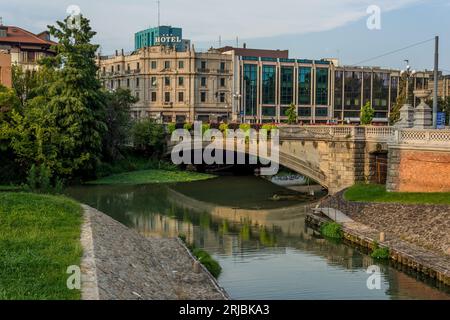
xmin=280 ymin=126 xmax=395 ymax=142
xmin=393 ymin=129 xmax=450 ymax=146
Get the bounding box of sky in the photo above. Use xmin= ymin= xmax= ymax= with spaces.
xmin=2 ymin=0 xmax=449 ymax=72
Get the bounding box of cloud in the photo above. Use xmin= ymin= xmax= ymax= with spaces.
xmin=2 ymin=0 xmax=422 ymax=52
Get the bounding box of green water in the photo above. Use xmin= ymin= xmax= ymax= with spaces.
xmin=67 ymin=176 xmax=450 ymax=300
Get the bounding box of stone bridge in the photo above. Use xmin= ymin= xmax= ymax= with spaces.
xmin=167 ymin=126 xmax=450 ymax=194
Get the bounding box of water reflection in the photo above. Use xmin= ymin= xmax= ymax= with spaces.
xmin=67 ymin=176 xmax=450 ymax=300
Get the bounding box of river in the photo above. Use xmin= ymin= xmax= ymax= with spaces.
xmin=67 ymin=176 xmax=450 ymax=300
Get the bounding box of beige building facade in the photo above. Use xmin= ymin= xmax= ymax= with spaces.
xmin=97 ymin=45 xmax=233 ymax=123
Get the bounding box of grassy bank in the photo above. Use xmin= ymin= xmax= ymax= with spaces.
xmin=344 ymin=184 xmax=450 ymax=205
xmin=87 ymin=169 xmax=215 ymax=185
xmin=0 ymin=193 xmax=83 ymax=300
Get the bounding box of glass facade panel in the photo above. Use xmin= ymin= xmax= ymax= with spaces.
xmin=372 ymin=73 xmax=389 ymax=117
xmin=315 ymin=107 xmax=328 ymax=117
xmin=262 ymin=107 xmax=276 ymax=117
xmin=315 ymin=68 xmax=328 ymax=105
xmin=390 ymin=76 xmax=399 ymax=107
xmin=344 ymin=71 xmax=362 ymax=111
xmin=298 ymin=67 xmax=312 ymax=105
xmin=334 ymin=70 xmax=343 ymax=119
xmin=363 ymin=72 xmax=371 ymax=106
xmin=244 ymin=64 xmax=258 ymax=116
xmin=280 ymin=67 xmax=294 ymax=105
xmin=262 ymin=65 xmax=276 ymax=105
xmin=298 ymin=107 xmax=311 ymax=117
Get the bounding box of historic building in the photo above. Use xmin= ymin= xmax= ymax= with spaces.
xmin=97 ymin=45 xmax=233 ymax=123
xmin=0 ymin=24 xmax=55 ymax=71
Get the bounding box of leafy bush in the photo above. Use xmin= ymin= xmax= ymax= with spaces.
xmin=167 ymin=123 xmax=176 ymax=134
xmin=25 ymin=164 xmax=64 ymax=194
xmin=371 ymin=241 xmax=390 ymax=259
xmin=219 ymin=123 xmax=228 ymax=132
xmin=131 ymin=119 xmax=166 ymax=155
xmin=320 ymin=222 xmax=343 ymax=239
xmin=183 ymin=123 xmax=193 ymax=131
xmin=202 ymin=123 xmax=211 ymax=135
xmin=262 ymin=124 xmax=278 ymax=133
xmin=239 ymin=123 xmax=251 ymax=132
xmin=179 ymin=235 xmax=222 ymax=278
xmin=360 ymin=101 xmax=375 ymax=125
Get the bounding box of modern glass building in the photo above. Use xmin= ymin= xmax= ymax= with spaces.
xmin=223 ymin=48 xmax=432 ymax=124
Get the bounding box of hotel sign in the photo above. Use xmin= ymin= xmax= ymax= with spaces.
xmin=155 ymin=35 xmax=182 ymax=45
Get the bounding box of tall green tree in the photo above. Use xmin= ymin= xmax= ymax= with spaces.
xmin=131 ymin=119 xmax=165 ymax=156
xmin=389 ymin=74 xmax=414 ymax=125
xmin=102 ymin=88 xmax=137 ymax=161
xmin=285 ymin=103 xmax=298 ymax=124
xmin=6 ymin=15 xmax=107 ymax=178
xmin=11 ymin=65 xmax=39 ymax=106
xmin=360 ymin=101 xmax=375 ymax=125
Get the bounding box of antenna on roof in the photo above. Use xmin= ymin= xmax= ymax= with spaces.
xmin=155 ymin=0 xmax=161 ymax=27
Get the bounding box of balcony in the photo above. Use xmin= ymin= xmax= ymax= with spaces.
xmin=197 ymin=68 xmax=210 ymax=73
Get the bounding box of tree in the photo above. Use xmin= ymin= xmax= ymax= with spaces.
xmin=389 ymin=73 xmax=413 ymax=125
xmin=131 ymin=119 xmax=165 ymax=155
xmin=11 ymin=65 xmax=39 ymax=107
xmin=5 ymin=15 xmax=107 ymax=178
xmin=285 ymin=103 xmax=297 ymax=124
xmin=360 ymin=101 xmax=375 ymax=125
xmin=102 ymin=88 xmax=137 ymax=161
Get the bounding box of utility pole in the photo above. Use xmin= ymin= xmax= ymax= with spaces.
xmin=433 ymin=36 xmax=439 ymax=128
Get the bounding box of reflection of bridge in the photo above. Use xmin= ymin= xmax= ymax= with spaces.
xmin=168 ymin=126 xmax=450 ymax=194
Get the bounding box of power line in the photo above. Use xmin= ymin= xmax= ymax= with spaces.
xmin=349 ymin=37 xmax=435 ymax=67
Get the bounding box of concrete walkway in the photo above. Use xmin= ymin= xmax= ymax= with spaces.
xmin=313 ymin=207 xmax=354 ymax=223
xmin=80 ymin=205 xmax=228 ymax=300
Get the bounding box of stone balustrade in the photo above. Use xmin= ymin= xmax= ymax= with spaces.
xmin=392 ymin=129 xmax=450 ymax=146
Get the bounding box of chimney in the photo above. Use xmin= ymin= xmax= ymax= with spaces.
xmin=243 ymin=43 xmax=247 ymax=49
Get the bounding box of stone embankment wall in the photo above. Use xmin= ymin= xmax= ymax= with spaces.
xmin=80 ymin=205 xmax=228 ymax=300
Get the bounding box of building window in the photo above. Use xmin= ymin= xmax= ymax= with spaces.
xmin=151 ymin=61 xmax=157 ymax=69
xmin=220 ymin=77 xmax=226 ymax=87
xmin=315 ymin=107 xmax=328 ymax=117
xmin=151 ymin=91 xmax=157 ymax=102
xmin=372 ymin=72 xmax=390 ymax=115
xmin=315 ymin=68 xmax=329 ymax=105
xmin=262 ymin=65 xmax=276 ymax=105
xmin=344 ymin=71 xmax=362 ymax=112
xmin=201 ymin=77 xmax=207 ymax=87
xmin=127 ymin=64 xmax=130 ymax=72
xmin=117 ymin=64 xmax=121 ymax=72
xmin=165 ymin=77 xmax=170 ymax=86
xmin=363 ymin=72 xmax=371 ymax=106
xmin=219 ymin=92 xmax=225 ymax=103
xmin=111 ymin=66 xmax=114 ymax=73
xmin=220 ymin=62 xmax=226 ymax=71
xmin=178 ymin=60 xmax=184 ymax=69
xmin=280 ymin=67 xmax=294 ymax=105
xmin=200 ymin=92 xmax=206 ymax=102
xmin=298 ymin=67 xmax=312 ymax=105
xmin=164 ymin=61 xmax=170 ymax=69
xmin=390 ymin=76 xmax=399 ymax=108
xmin=110 ymin=80 xmax=114 ymax=89
xmin=244 ymin=64 xmax=258 ymax=116
xmin=136 ymin=62 xmax=140 ymax=71
xmin=334 ymin=71 xmax=343 ymax=119
xmin=178 ymin=92 xmax=184 ymax=102
xmin=151 ymin=76 xmax=157 ymax=86
xmin=136 ymin=77 xmax=140 ymax=88
xmin=201 ymin=61 xmax=207 ymax=70
xmin=136 ymin=92 xmax=140 ymax=100
xmin=102 ymin=67 xmax=106 ymax=74
xmin=165 ymin=92 xmax=171 ymax=103
xmin=298 ymin=107 xmax=311 ymax=117
xmin=127 ymin=79 xmax=130 ymax=88
xmin=262 ymin=106 xmax=276 ymax=117
xmin=178 ymin=77 xmax=184 ymax=86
